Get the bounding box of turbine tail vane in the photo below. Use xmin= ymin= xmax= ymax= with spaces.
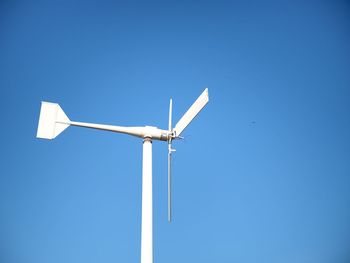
xmin=37 ymin=102 xmax=70 ymax=139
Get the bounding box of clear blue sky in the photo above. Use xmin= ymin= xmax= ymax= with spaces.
xmin=1 ymin=1 xmax=350 ymax=262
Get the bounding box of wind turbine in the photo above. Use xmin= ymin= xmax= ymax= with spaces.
xmin=36 ymin=88 xmax=209 ymax=263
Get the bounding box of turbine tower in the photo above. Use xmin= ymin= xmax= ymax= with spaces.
xmin=36 ymin=88 xmax=209 ymax=263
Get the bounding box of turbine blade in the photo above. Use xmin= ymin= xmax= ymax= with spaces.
xmin=168 ymin=98 xmax=173 ymax=131
xmin=37 ymin=102 xmax=70 ymax=139
xmin=174 ymin=88 xmax=209 ymax=136
xmin=168 ymin=144 xmax=172 ymax=222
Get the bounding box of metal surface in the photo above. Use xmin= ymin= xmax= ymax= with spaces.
xmin=36 ymin=102 xmax=70 ymax=139
xmin=55 ymin=119 xmax=169 ymax=141
xmin=168 ymin=98 xmax=173 ymax=222
xmin=168 ymin=148 xmax=172 ymax=222
xmin=141 ymin=138 xmax=153 ymax=263
xmin=174 ymin=88 xmax=209 ymax=136
xmin=168 ymin=98 xmax=172 ymax=131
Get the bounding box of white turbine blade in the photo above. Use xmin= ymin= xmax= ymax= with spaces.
xmin=168 ymin=98 xmax=173 ymax=132
xmin=168 ymin=98 xmax=174 ymax=222
xmin=37 ymin=102 xmax=70 ymax=139
xmin=168 ymin=146 xmax=172 ymax=222
xmin=174 ymin=88 xmax=209 ymax=136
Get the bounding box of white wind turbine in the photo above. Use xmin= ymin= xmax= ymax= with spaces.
xmin=36 ymin=88 xmax=209 ymax=263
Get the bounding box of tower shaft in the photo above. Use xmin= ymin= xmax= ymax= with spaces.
xmin=141 ymin=137 xmax=153 ymax=263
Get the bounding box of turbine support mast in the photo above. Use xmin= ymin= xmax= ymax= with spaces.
xmin=141 ymin=136 xmax=153 ymax=263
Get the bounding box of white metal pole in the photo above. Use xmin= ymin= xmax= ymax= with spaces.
xmin=141 ymin=137 xmax=153 ymax=263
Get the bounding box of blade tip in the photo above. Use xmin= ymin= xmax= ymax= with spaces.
xmin=204 ymin=88 xmax=209 ymax=100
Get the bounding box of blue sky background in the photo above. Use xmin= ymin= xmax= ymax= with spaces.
xmin=1 ymin=1 xmax=350 ymax=262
